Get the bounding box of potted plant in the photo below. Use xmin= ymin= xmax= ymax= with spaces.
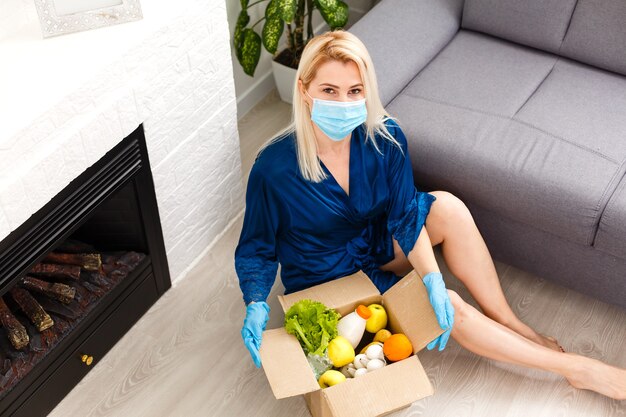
xmin=233 ymin=0 xmax=349 ymax=103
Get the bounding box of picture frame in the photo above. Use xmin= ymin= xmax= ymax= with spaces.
xmin=33 ymin=0 xmax=143 ymax=38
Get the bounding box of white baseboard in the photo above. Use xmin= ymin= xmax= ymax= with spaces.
xmin=236 ymin=70 xmax=276 ymax=121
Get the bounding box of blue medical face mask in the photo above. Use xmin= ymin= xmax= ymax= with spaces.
xmin=306 ymin=90 xmax=367 ymax=141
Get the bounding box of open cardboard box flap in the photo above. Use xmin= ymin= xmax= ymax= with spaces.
xmin=382 ymin=270 xmax=444 ymax=352
xmin=278 ymin=270 xmax=381 ymax=317
xmin=262 ymin=269 xmax=442 ymax=405
xmin=321 ymin=355 xmax=434 ymax=417
xmin=259 ymin=327 xmax=320 ymax=399
xmin=264 ymin=270 xmax=382 ymax=400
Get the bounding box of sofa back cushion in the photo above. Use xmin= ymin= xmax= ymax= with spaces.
xmin=559 ymin=0 xmax=626 ymax=76
xmin=461 ymin=0 xmax=578 ymax=54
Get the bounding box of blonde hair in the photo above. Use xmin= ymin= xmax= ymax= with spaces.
xmin=259 ymin=29 xmax=403 ymax=182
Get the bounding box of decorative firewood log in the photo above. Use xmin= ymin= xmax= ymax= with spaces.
xmin=9 ymin=288 xmax=54 ymax=332
xmin=20 ymin=276 xmax=76 ymax=304
xmin=29 ymin=263 xmax=81 ymax=281
xmin=0 ymin=297 xmax=29 ymax=350
xmin=43 ymin=252 xmax=102 ymax=271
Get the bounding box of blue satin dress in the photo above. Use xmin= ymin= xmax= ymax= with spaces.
xmin=234 ymin=118 xmax=437 ymax=305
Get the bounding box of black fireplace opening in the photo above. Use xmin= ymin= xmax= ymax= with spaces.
xmin=0 ymin=125 xmax=171 ymax=416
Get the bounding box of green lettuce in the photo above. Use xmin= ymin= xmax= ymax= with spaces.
xmin=284 ymin=299 xmax=340 ymax=356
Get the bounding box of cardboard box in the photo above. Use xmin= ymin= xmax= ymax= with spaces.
xmin=260 ymin=270 xmax=444 ymax=417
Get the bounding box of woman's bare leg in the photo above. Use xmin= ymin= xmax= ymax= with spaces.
xmin=379 ymin=191 xmax=564 ymax=351
xmin=448 ymin=289 xmax=626 ymax=400
xmin=424 ymin=191 xmax=563 ymax=351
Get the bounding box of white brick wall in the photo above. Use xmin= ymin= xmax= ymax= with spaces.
xmin=0 ymin=0 xmax=244 ymax=284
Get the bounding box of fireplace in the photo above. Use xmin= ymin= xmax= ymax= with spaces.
xmin=0 ymin=124 xmax=171 ymax=416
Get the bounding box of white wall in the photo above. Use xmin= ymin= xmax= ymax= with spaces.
xmin=0 ymin=0 xmax=243 ymax=284
xmin=225 ymin=0 xmax=379 ymax=119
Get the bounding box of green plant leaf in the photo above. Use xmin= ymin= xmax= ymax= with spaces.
xmin=262 ymin=15 xmax=284 ymax=54
xmin=265 ymin=0 xmax=281 ymax=19
xmin=240 ymin=0 xmax=248 ymax=8
xmin=234 ymin=9 xmax=250 ymax=62
xmin=280 ymin=0 xmax=297 ymax=23
xmin=241 ymin=28 xmax=262 ymax=76
xmin=315 ymin=0 xmax=349 ymax=29
xmin=316 ymin=0 xmax=338 ymax=8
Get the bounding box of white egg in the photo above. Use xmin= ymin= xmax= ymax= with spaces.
xmin=365 ymin=344 xmax=384 ymax=360
xmin=353 ymin=354 xmax=369 ymax=369
xmin=354 ymin=368 xmax=368 ymax=378
xmin=366 ymin=358 xmax=385 ymax=371
xmin=339 ymin=365 xmax=353 ymax=378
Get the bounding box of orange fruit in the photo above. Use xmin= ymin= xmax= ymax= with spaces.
xmin=383 ymin=333 xmax=413 ymax=362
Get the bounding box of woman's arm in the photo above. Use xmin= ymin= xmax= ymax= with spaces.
xmin=236 ymin=164 xmax=280 ymax=367
xmin=235 ymin=165 xmax=281 ymax=305
xmin=406 ymin=225 xmax=440 ymax=278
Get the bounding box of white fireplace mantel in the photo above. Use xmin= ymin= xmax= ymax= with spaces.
xmin=0 ymin=0 xmax=244 ymax=284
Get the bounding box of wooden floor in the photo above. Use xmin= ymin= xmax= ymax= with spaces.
xmin=50 ymin=89 xmax=626 ymax=416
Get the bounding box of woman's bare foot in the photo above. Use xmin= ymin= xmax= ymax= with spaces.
xmin=525 ymin=332 xmax=565 ymax=353
xmin=564 ymin=353 xmax=626 ymax=400
xmin=540 ymin=334 xmax=565 ymax=353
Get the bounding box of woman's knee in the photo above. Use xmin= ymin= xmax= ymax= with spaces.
xmin=428 ymin=191 xmax=474 ymax=227
xmin=447 ymin=289 xmax=466 ymax=319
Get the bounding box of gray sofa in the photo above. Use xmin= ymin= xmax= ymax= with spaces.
xmin=350 ymin=0 xmax=626 ymax=310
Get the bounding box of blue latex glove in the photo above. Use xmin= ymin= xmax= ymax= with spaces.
xmin=241 ymin=301 xmax=270 ymax=368
xmin=423 ymin=272 xmax=455 ymax=351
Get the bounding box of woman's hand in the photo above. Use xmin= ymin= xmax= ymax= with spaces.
xmin=423 ymin=272 xmax=455 ymax=351
xmin=241 ymin=301 xmax=270 ymax=367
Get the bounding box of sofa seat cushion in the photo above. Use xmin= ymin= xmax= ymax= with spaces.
xmin=403 ymin=30 xmax=558 ymax=116
xmin=387 ymin=30 xmax=626 ymax=247
xmin=515 ymin=59 xmax=626 ymax=163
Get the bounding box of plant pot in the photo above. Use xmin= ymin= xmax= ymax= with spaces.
xmin=272 ymin=56 xmax=298 ymax=104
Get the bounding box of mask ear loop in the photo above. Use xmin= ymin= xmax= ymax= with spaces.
xmin=303 ymin=89 xmax=315 ymax=112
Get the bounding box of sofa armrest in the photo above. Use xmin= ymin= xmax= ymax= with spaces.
xmin=349 ymin=0 xmax=464 ymax=106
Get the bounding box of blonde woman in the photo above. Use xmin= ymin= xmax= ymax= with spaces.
xmin=235 ymin=29 xmax=626 ymax=400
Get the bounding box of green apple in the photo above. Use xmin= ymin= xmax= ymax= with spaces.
xmin=365 ymin=304 xmax=388 ymax=333
xmin=327 ymin=336 xmax=355 ymax=367
xmin=318 ymin=370 xmax=346 ymax=388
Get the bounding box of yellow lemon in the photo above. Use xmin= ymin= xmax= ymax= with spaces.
xmin=327 ymin=336 xmax=355 ymax=367
xmin=373 ymin=329 xmax=392 ymax=343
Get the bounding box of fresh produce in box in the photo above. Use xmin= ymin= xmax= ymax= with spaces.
xmin=283 ymin=299 xmax=340 ymax=379
xmin=284 ymin=299 xmax=340 ymax=355
xmin=327 ymin=336 xmax=355 ymax=367
xmin=373 ymin=328 xmax=392 ymax=343
xmin=365 ymin=303 xmax=388 ymax=333
xmin=340 ymin=343 xmax=388 ymax=378
xmin=318 ymin=370 xmax=346 ymax=388
xmin=336 ymin=304 xmax=371 ymax=348
xmin=283 ymin=299 xmax=413 ymax=386
xmin=383 ymin=333 xmax=413 ymax=361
